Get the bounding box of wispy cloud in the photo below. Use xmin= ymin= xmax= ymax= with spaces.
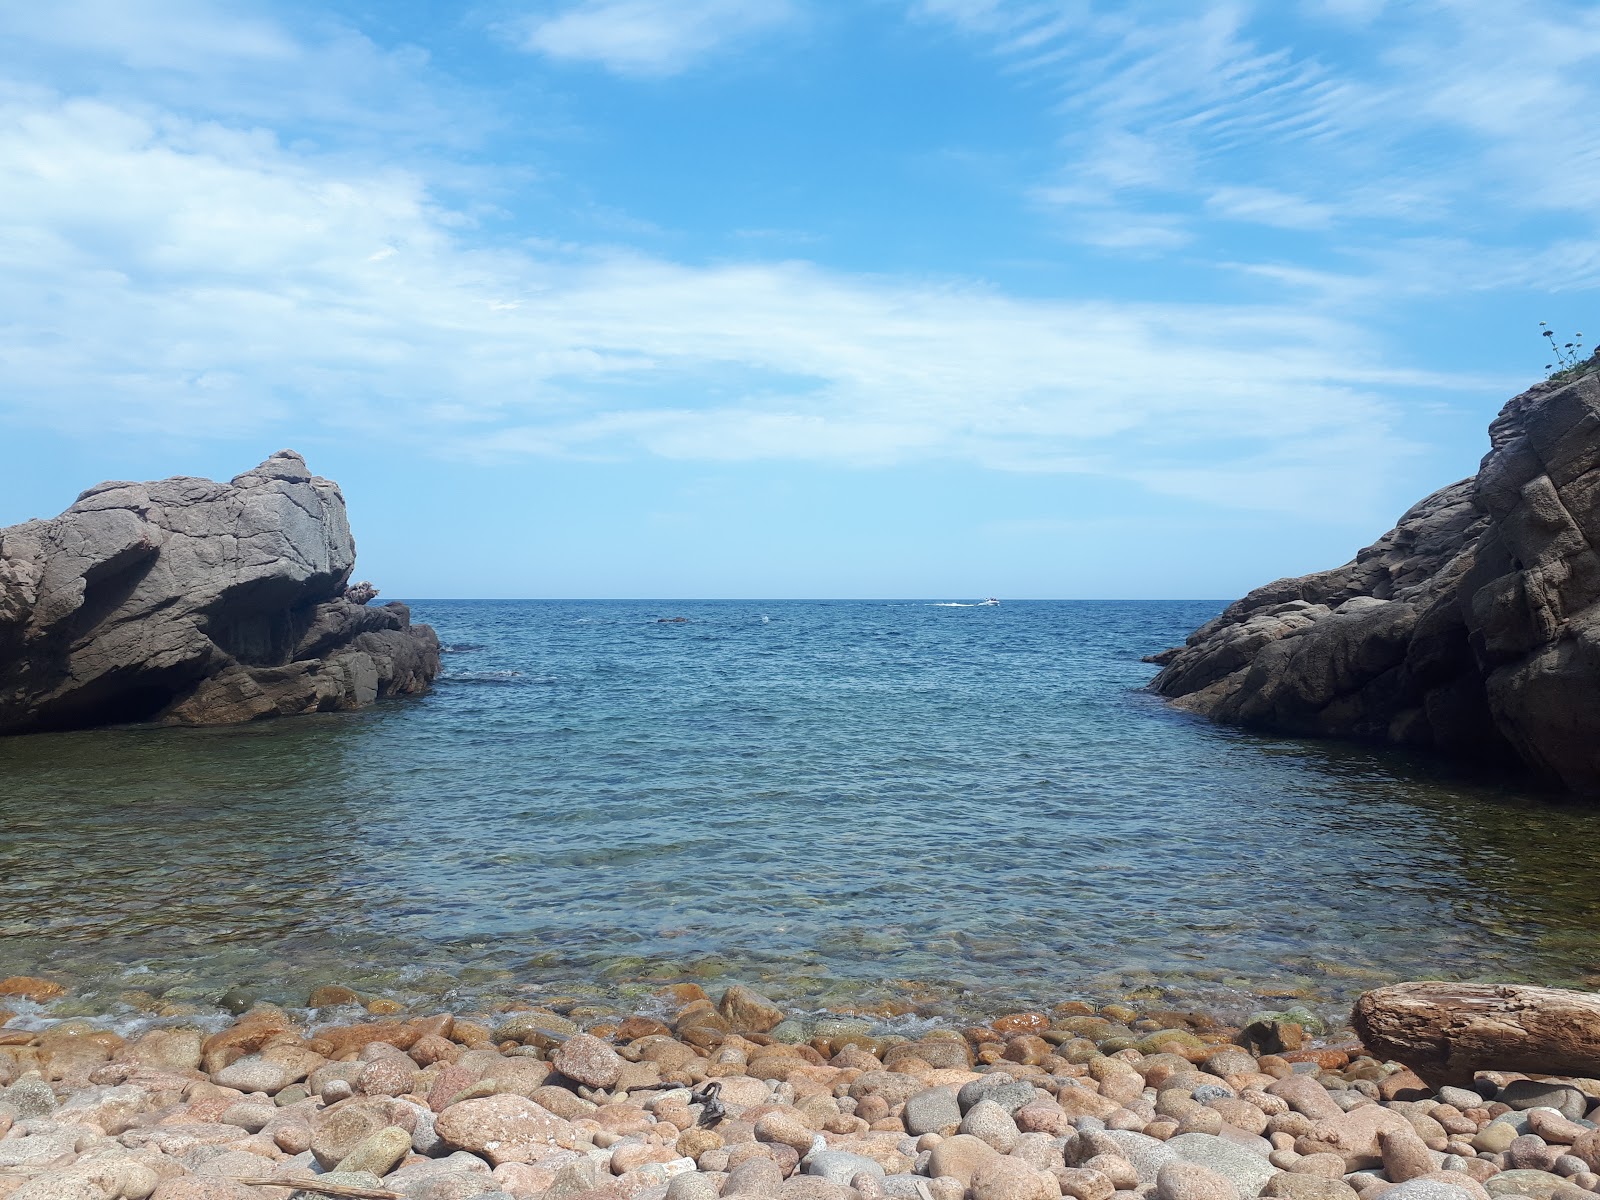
xmin=504 ymin=0 xmax=797 ymax=77
xmin=0 ymin=0 xmax=482 ymax=152
xmin=0 ymin=83 xmax=1470 ymax=520
xmin=916 ymin=0 xmax=1600 ymax=287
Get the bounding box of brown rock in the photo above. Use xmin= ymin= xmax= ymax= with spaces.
xmin=1156 ymin=1162 xmax=1235 ymax=1200
xmin=318 ymin=1021 xmax=419 ymax=1055
xmin=434 ymin=1093 xmax=574 ymax=1165
xmin=1266 ymin=1077 xmax=1343 ymax=1123
xmin=1508 ymin=1134 xmax=1561 ymax=1173
xmin=755 ymin=1110 xmax=815 ymax=1153
xmin=530 ymin=1086 xmax=596 ymax=1120
xmin=1262 ymin=1176 xmax=1359 ymax=1200
xmin=0 ymin=977 xmax=66 ymax=1002
xmin=550 ymin=1034 xmax=625 ymax=1089
xmin=724 ymin=1156 xmax=785 ymax=1196
xmin=1377 ymin=1070 xmax=1431 ymax=1103
xmin=310 ymin=1097 xmax=414 ymax=1169
xmin=1288 ymin=1154 xmax=1347 ymax=1180
xmin=719 ymin=987 xmax=784 ymax=1035
xmin=116 ymin=1030 xmax=204 ymax=1073
xmin=309 ymin=986 xmax=362 ymax=1008
xmin=1379 ymin=1129 xmax=1436 ymax=1182
xmin=1296 ymin=1105 xmax=1414 ymax=1169
xmin=994 ymin=1014 xmax=1051 ymax=1037
xmin=972 ymin=1156 xmax=1060 ymax=1200
xmin=410 ymin=1035 xmax=461 ymax=1067
xmin=1057 ymin=1168 xmax=1115 ymax=1200
xmin=358 ymin=1055 xmax=419 ymax=1097
xmin=927 ymin=1134 xmax=1001 ymax=1186
xmin=678 ymin=1127 xmax=725 ymax=1160
xmin=1527 ymin=1111 xmax=1589 ymax=1146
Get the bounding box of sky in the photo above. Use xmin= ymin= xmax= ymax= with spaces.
xmin=1 ymin=0 xmax=1597 ymax=599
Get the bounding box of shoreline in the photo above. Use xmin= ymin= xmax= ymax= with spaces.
xmin=4 ymin=972 xmax=1598 ymax=1200
xmin=0 ymin=972 xmax=1353 ymax=1052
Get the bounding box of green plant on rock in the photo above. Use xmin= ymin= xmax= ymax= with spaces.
xmin=1542 ymin=322 xmax=1597 ymax=382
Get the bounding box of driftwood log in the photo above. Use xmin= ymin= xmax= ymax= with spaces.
xmin=234 ymin=1182 xmax=402 ymax=1200
xmin=1353 ymin=981 xmax=1600 ymax=1087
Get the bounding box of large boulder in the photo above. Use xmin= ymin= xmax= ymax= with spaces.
xmin=1148 ymin=365 xmax=1600 ymax=793
xmin=0 ymin=450 xmax=439 ymax=732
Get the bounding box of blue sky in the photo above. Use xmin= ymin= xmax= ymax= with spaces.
xmin=2 ymin=0 xmax=1597 ymax=598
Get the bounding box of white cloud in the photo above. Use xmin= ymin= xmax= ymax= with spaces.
xmin=0 ymin=0 xmax=480 ymax=151
xmin=506 ymin=0 xmax=796 ymax=77
xmin=0 ymin=85 xmax=1474 ymax=521
xmin=1207 ymin=186 xmax=1334 ymax=230
xmin=918 ymin=0 xmax=1600 ymax=287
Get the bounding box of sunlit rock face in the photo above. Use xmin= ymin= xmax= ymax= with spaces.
xmin=0 ymin=449 xmax=439 ymax=733
xmin=1150 ymin=368 xmax=1600 ymax=794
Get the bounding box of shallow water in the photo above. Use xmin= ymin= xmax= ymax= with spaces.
xmin=2 ymin=599 xmax=1597 ymax=1027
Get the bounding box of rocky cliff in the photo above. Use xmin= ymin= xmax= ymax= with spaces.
xmin=1149 ymin=365 xmax=1600 ymax=794
xmin=0 ymin=450 xmax=440 ymax=733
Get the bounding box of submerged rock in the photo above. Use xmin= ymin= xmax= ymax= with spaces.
xmin=0 ymin=450 xmax=439 ymax=733
xmin=1148 ymin=367 xmax=1600 ymax=793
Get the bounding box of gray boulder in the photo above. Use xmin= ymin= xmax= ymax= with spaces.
xmin=1149 ymin=366 xmax=1600 ymax=793
xmin=0 ymin=450 xmax=438 ymax=733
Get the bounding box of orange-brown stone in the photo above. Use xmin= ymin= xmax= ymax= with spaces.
xmin=0 ymin=977 xmax=66 ymax=1002
xmin=992 ymin=1013 xmax=1050 ymax=1036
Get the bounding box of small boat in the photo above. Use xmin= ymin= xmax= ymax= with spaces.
xmin=978 ymin=597 xmax=1000 ymax=606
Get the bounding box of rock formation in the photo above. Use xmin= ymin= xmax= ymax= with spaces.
xmin=1149 ymin=364 xmax=1600 ymax=793
xmin=0 ymin=450 xmax=440 ymax=733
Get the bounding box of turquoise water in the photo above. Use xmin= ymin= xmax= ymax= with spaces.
xmin=2 ymin=599 xmax=1598 ymax=1026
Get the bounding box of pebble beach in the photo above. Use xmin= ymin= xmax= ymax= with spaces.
xmin=4 ymin=974 xmax=1598 ymax=1200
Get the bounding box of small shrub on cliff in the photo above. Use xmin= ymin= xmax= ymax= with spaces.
xmin=1542 ymin=322 xmax=1597 ymax=381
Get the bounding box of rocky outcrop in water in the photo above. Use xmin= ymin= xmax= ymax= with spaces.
xmin=1149 ymin=366 xmax=1600 ymax=793
xmin=0 ymin=450 xmax=439 ymax=733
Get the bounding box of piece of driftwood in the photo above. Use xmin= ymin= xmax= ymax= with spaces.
xmin=1353 ymin=981 xmax=1600 ymax=1087
xmin=233 ymin=1180 xmax=402 ymax=1200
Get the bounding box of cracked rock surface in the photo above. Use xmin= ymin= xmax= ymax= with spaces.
xmin=0 ymin=450 xmax=439 ymax=733
xmin=1148 ymin=368 xmax=1600 ymax=793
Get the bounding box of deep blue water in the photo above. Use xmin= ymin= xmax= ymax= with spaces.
xmin=2 ymin=599 xmax=1598 ymax=1027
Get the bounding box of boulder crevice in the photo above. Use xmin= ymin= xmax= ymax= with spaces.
xmin=1149 ymin=368 xmax=1600 ymax=793
xmin=0 ymin=449 xmax=440 ymax=734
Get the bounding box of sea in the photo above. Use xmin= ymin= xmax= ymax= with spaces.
xmin=3 ymin=598 xmax=1597 ymax=1029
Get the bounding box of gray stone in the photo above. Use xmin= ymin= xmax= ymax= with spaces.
xmin=880 ymin=1177 xmax=931 ymax=1200
xmin=806 ymin=1152 xmax=885 ymax=1186
xmin=395 ymin=1172 xmax=500 ymax=1200
xmin=958 ymin=1077 xmax=1038 ymax=1115
xmin=1381 ymin=1182 xmax=1481 ymax=1200
xmin=3 ymin=1080 xmax=57 ymax=1119
xmin=1164 ymin=1133 xmax=1277 ymax=1199
xmin=335 ymin=1126 xmax=413 ymax=1177
xmin=0 ymin=1133 xmax=80 ymax=1169
xmin=1438 ymin=1087 xmax=1485 ymax=1111
xmin=960 ymin=1100 xmax=1021 ymax=1152
xmin=546 ymin=1159 xmax=608 ymax=1200
xmin=1145 ymin=366 xmax=1600 ymax=793
xmin=1500 ymin=1083 xmax=1590 ymax=1122
xmin=725 ymin=1156 xmax=785 ymax=1197
xmin=1485 ymin=1170 xmax=1576 ymax=1200
xmin=666 ymin=1173 xmax=722 ymax=1200
xmin=1105 ymin=1130 xmax=1180 ymax=1187
xmin=0 ymin=450 xmax=439 ymax=734
xmin=904 ymin=1087 xmax=963 ymax=1137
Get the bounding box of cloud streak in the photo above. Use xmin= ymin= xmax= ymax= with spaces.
xmin=505 ymin=0 xmax=797 ymax=77
xmin=0 ymin=82 xmax=1472 ymax=521
xmin=917 ymin=0 xmax=1600 ymax=288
